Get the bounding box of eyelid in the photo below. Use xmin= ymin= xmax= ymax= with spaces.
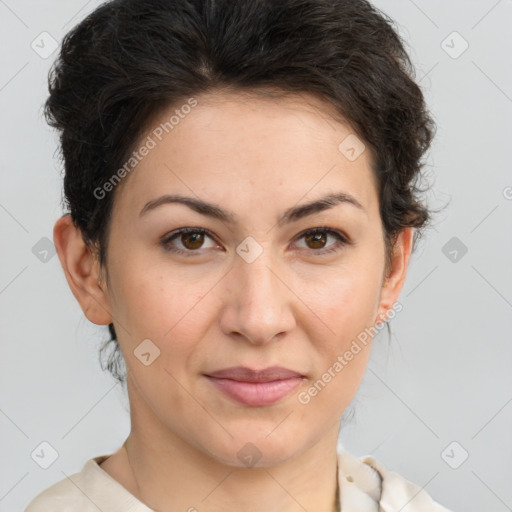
xmin=161 ymin=227 xmax=220 ymax=251
xmin=293 ymin=226 xmax=350 ymax=245
xmin=291 ymin=227 xmax=351 ymax=255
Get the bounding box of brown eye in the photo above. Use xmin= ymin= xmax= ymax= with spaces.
xmin=181 ymin=231 xmax=205 ymax=250
xmin=304 ymin=231 xmax=328 ymax=249
xmin=161 ymin=228 xmax=218 ymax=255
xmin=294 ymin=227 xmax=349 ymax=255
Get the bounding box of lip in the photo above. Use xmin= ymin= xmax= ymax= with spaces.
xmin=206 ymin=366 xmax=304 ymax=382
xmin=204 ymin=366 xmax=305 ymax=406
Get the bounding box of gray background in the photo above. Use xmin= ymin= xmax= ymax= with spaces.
xmin=1 ymin=1 xmax=511 ymax=511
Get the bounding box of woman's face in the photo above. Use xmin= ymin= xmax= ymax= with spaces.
xmin=88 ymin=89 xmax=410 ymax=466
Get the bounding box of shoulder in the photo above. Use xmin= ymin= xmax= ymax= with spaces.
xmin=337 ymin=447 xmax=453 ymax=512
xmin=24 ymin=454 xmax=151 ymax=512
xmin=24 ymin=463 xmax=96 ymax=512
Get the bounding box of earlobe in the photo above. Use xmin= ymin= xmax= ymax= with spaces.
xmin=53 ymin=214 xmax=113 ymax=326
xmin=375 ymin=227 xmax=414 ymax=324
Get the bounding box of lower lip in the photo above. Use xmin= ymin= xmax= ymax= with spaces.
xmin=205 ymin=376 xmax=304 ymax=406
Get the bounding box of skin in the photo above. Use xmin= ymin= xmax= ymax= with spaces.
xmin=53 ymin=88 xmax=413 ymax=512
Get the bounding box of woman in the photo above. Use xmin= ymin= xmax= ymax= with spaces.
xmin=25 ymin=0 xmax=451 ymax=510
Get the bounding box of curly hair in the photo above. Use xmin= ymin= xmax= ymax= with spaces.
xmin=45 ymin=0 xmax=437 ymax=385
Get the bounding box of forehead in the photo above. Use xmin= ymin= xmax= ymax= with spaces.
xmin=113 ymin=88 xmax=378 ymax=219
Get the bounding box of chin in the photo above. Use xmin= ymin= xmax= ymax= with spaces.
xmin=200 ymin=432 xmax=305 ymax=469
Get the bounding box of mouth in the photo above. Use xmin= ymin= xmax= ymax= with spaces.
xmin=204 ymin=366 xmax=305 ymax=407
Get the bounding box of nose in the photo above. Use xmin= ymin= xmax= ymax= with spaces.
xmin=218 ymin=246 xmax=296 ymax=346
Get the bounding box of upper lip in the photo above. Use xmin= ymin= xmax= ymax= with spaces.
xmin=205 ymin=366 xmax=304 ymax=382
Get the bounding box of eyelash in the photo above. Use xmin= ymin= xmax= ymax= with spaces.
xmin=160 ymin=226 xmax=351 ymax=257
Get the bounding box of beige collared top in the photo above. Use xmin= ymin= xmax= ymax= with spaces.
xmin=25 ymin=447 xmax=452 ymax=511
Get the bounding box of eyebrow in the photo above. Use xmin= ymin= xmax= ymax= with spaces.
xmin=139 ymin=192 xmax=365 ymax=226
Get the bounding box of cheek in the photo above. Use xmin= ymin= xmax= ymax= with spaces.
xmin=113 ymin=259 xmax=209 ymax=335
xmin=305 ymin=260 xmax=382 ymax=335
xmin=296 ymin=273 xmax=379 ymax=418
xmin=113 ymin=267 xmax=208 ymax=396
xmin=299 ymin=255 xmax=382 ymax=399
xmin=114 ymin=267 xmax=225 ymax=393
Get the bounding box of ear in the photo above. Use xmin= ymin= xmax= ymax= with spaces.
xmin=375 ymin=227 xmax=414 ymax=325
xmin=53 ymin=214 xmax=113 ymax=325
